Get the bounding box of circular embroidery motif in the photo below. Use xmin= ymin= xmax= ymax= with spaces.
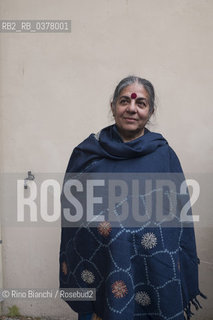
xmin=111 ymin=280 xmax=128 ymax=298
xmin=62 ymin=261 xmax=68 ymax=275
xmin=81 ymin=269 xmax=95 ymax=284
xmin=141 ymin=232 xmax=157 ymax=249
xmin=98 ymin=221 xmax=112 ymax=237
xmin=135 ymin=291 xmax=151 ymax=306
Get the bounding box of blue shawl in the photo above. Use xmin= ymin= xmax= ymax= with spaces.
xmin=60 ymin=125 xmax=205 ymax=320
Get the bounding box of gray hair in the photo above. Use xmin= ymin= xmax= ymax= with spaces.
xmin=111 ymin=76 xmax=156 ymax=115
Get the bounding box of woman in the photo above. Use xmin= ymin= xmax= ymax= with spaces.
xmin=60 ymin=76 xmax=205 ymax=320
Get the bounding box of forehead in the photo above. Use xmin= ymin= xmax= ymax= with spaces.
xmin=119 ymin=83 xmax=149 ymax=98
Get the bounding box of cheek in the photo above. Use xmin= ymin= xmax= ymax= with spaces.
xmin=114 ymin=107 xmax=123 ymax=118
xmin=139 ymin=109 xmax=150 ymax=119
xmin=138 ymin=113 xmax=147 ymax=120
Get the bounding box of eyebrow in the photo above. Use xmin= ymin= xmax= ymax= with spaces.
xmin=119 ymin=95 xmax=148 ymax=102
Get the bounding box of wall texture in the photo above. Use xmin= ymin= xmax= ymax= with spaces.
xmin=0 ymin=0 xmax=213 ymax=319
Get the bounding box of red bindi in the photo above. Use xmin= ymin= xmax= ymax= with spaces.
xmin=131 ymin=92 xmax=137 ymax=99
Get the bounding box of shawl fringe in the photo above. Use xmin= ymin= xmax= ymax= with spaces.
xmin=184 ymin=291 xmax=207 ymax=320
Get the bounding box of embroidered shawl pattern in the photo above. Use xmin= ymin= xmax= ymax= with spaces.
xmin=59 ymin=125 xmax=205 ymax=320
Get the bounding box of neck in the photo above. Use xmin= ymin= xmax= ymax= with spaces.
xmin=117 ymin=127 xmax=145 ymax=142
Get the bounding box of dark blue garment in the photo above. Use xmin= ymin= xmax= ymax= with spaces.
xmin=78 ymin=313 xmax=93 ymax=320
xmin=60 ymin=125 xmax=204 ymax=320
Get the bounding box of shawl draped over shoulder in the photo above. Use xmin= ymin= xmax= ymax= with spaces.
xmin=59 ymin=125 xmax=205 ymax=320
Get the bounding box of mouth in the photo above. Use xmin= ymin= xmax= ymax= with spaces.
xmin=123 ymin=117 xmax=137 ymax=122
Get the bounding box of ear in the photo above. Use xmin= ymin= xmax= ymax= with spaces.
xmin=111 ymin=102 xmax=115 ymax=117
xmin=149 ymin=107 xmax=154 ymax=118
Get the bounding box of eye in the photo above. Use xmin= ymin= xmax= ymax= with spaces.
xmin=137 ymin=100 xmax=147 ymax=108
xmin=120 ymin=99 xmax=128 ymax=105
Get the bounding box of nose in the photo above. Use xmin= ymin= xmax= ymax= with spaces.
xmin=127 ymin=100 xmax=137 ymax=113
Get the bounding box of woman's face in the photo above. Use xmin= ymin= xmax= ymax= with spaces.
xmin=112 ymin=82 xmax=151 ymax=142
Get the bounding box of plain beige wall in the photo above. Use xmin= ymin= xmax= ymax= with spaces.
xmin=0 ymin=0 xmax=213 ymax=319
